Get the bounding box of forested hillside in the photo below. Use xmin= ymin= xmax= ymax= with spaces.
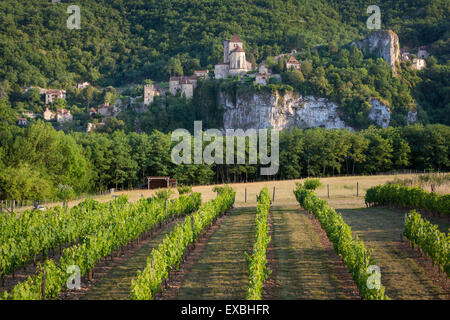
xmin=0 ymin=1 xmax=449 ymax=201
xmin=0 ymin=0 xmax=448 ymax=88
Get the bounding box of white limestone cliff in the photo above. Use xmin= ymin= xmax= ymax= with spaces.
xmin=220 ymin=91 xmax=409 ymax=131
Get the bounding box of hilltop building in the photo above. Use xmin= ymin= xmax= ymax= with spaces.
xmin=169 ymin=76 xmax=198 ymax=99
xmin=43 ymin=108 xmax=55 ymax=121
xmin=417 ymin=46 xmax=430 ymax=59
xmin=412 ymin=58 xmax=426 ymax=70
xmin=16 ymin=117 xmax=28 ymax=126
xmin=258 ymin=63 xmax=270 ymax=75
xmin=286 ymin=56 xmax=301 ymax=70
xmin=45 ymin=89 xmax=66 ymax=105
xmin=77 ymin=82 xmax=90 ymax=89
xmin=214 ymin=34 xmax=253 ymax=79
xmin=98 ymin=103 xmax=112 ymax=117
xmin=56 ymin=109 xmax=72 ymax=123
xmin=143 ymin=83 xmax=160 ymax=105
xmin=193 ymin=70 xmax=209 ymax=79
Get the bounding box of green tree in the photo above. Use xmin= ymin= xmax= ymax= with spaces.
xmin=0 ymin=164 xmax=54 ymax=201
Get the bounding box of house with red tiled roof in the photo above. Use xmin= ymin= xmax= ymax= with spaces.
xmin=56 ymin=109 xmax=72 ymax=123
xmin=286 ymin=56 xmax=301 ymax=70
xmin=16 ymin=117 xmax=28 ymax=126
xmin=45 ymin=89 xmax=66 ymax=104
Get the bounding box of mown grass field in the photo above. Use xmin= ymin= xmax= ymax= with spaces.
xmin=23 ymin=173 xmax=446 ymax=213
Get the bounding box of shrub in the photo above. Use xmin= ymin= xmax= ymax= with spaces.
xmin=303 ymin=178 xmax=322 ymax=190
xmin=177 ymin=185 xmax=192 ymax=195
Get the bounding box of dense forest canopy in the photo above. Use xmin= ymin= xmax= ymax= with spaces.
xmin=0 ymin=0 xmax=448 ymax=88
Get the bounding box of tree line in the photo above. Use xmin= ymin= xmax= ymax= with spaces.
xmin=0 ymin=105 xmax=448 ymax=201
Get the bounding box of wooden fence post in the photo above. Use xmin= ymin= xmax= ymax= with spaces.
xmin=245 ymin=188 xmax=247 ymax=203
xmin=327 ymin=184 xmax=330 ymax=199
xmin=41 ymin=269 xmax=46 ymax=300
xmin=272 ymin=186 xmax=276 ymax=202
xmin=357 ymin=182 xmax=359 ymax=197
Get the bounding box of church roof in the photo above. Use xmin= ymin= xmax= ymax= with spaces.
xmin=287 ymin=56 xmax=300 ymax=64
xmin=229 ymin=34 xmax=242 ymax=42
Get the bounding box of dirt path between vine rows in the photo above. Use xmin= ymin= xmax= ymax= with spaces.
xmin=338 ymin=207 xmax=450 ymax=300
xmin=173 ymin=207 xmax=256 ymax=300
xmin=271 ymin=206 xmax=357 ymax=299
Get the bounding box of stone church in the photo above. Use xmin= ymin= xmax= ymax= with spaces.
xmin=215 ymin=34 xmax=253 ymax=79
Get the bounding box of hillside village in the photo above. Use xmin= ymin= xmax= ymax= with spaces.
xmin=15 ymin=31 xmax=430 ymax=131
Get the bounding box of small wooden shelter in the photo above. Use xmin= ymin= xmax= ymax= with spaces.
xmin=147 ymin=176 xmax=178 ymax=189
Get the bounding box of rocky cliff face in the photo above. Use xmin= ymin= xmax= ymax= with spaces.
xmin=356 ymin=30 xmax=400 ymax=71
xmin=220 ymin=91 xmax=396 ymax=131
xmin=368 ymin=99 xmax=390 ymax=127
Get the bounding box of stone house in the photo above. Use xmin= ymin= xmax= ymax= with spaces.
xmin=286 ymin=56 xmax=301 ymax=70
xmin=22 ymin=112 xmax=36 ymax=119
xmin=16 ymin=117 xmax=28 ymax=126
xmin=43 ymin=108 xmax=55 ymax=121
xmin=56 ymin=109 xmax=72 ymax=123
xmin=77 ymin=82 xmax=90 ymax=89
xmin=412 ymin=58 xmax=426 ymax=70
xmin=214 ymin=34 xmax=253 ymax=79
xmin=255 ymin=73 xmax=270 ymax=85
xmin=258 ymin=63 xmax=270 ymax=75
xmin=98 ymin=103 xmax=111 ymax=117
xmin=45 ymin=89 xmax=66 ymax=105
xmin=169 ymin=76 xmax=198 ymax=99
xmin=417 ymin=47 xmax=430 ymax=59
xmin=193 ymin=70 xmax=209 ymax=79
xmin=143 ymin=83 xmax=160 ymax=105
